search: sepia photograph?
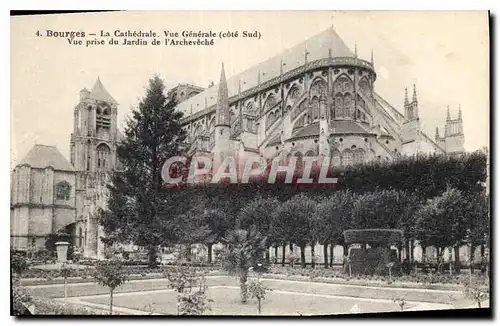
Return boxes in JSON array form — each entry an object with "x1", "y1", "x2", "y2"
[{"x1": 10, "y1": 10, "x2": 490, "y2": 317}]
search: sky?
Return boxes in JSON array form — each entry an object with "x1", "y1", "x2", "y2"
[{"x1": 10, "y1": 11, "x2": 490, "y2": 167}]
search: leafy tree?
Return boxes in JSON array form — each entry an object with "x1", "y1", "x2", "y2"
[
  {"x1": 170, "y1": 198, "x2": 213, "y2": 262},
  {"x1": 221, "y1": 226, "x2": 267, "y2": 303},
  {"x1": 414, "y1": 188, "x2": 470, "y2": 272},
  {"x1": 273, "y1": 194, "x2": 316, "y2": 268},
  {"x1": 270, "y1": 201, "x2": 289, "y2": 266},
  {"x1": 313, "y1": 190, "x2": 355, "y2": 268},
  {"x1": 92, "y1": 258, "x2": 129, "y2": 315},
  {"x1": 100, "y1": 75, "x2": 186, "y2": 267},
  {"x1": 11, "y1": 249, "x2": 28, "y2": 276},
  {"x1": 466, "y1": 192, "x2": 490, "y2": 270},
  {"x1": 200, "y1": 200, "x2": 231, "y2": 263},
  {"x1": 178, "y1": 276, "x2": 212, "y2": 315},
  {"x1": 237, "y1": 196, "x2": 279, "y2": 263},
  {"x1": 463, "y1": 281, "x2": 489, "y2": 308},
  {"x1": 248, "y1": 279, "x2": 272, "y2": 314}
]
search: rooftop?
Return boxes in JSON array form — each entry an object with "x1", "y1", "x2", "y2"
[
  {"x1": 176, "y1": 26, "x2": 357, "y2": 117},
  {"x1": 18, "y1": 144, "x2": 75, "y2": 171}
]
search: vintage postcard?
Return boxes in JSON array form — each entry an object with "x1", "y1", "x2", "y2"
[{"x1": 11, "y1": 11, "x2": 490, "y2": 317}]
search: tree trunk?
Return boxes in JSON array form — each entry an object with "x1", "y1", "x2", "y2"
[
  {"x1": 64, "y1": 277, "x2": 67, "y2": 305},
  {"x1": 454, "y1": 245, "x2": 461, "y2": 274},
  {"x1": 300, "y1": 245, "x2": 306, "y2": 268},
  {"x1": 258, "y1": 299, "x2": 262, "y2": 314},
  {"x1": 470, "y1": 245, "x2": 476, "y2": 274},
  {"x1": 281, "y1": 245, "x2": 286, "y2": 267},
  {"x1": 409, "y1": 240, "x2": 414, "y2": 268},
  {"x1": 311, "y1": 243, "x2": 316, "y2": 269},
  {"x1": 323, "y1": 244, "x2": 328, "y2": 269},
  {"x1": 207, "y1": 243, "x2": 213, "y2": 263},
  {"x1": 240, "y1": 272, "x2": 248, "y2": 303},
  {"x1": 274, "y1": 246, "x2": 278, "y2": 264},
  {"x1": 109, "y1": 288, "x2": 114, "y2": 315},
  {"x1": 265, "y1": 248, "x2": 270, "y2": 264},
  {"x1": 330, "y1": 243, "x2": 334, "y2": 267},
  {"x1": 343, "y1": 243, "x2": 349, "y2": 258},
  {"x1": 289, "y1": 243, "x2": 293, "y2": 252},
  {"x1": 480, "y1": 244, "x2": 485, "y2": 258},
  {"x1": 148, "y1": 246, "x2": 157, "y2": 268}
]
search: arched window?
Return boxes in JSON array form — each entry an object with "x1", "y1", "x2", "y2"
[
  {"x1": 359, "y1": 78, "x2": 370, "y2": 93},
  {"x1": 305, "y1": 150, "x2": 315, "y2": 157},
  {"x1": 263, "y1": 94, "x2": 277, "y2": 113},
  {"x1": 310, "y1": 79, "x2": 327, "y2": 97},
  {"x1": 342, "y1": 149, "x2": 353, "y2": 166},
  {"x1": 353, "y1": 149, "x2": 366, "y2": 165},
  {"x1": 335, "y1": 93, "x2": 343, "y2": 118},
  {"x1": 294, "y1": 151, "x2": 304, "y2": 171},
  {"x1": 96, "y1": 143, "x2": 111, "y2": 171},
  {"x1": 311, "y1": 96, "x2": 319, "y2": 121},
  {"x1": 331, "y1": 150, "x2": 341, "y2": 167},
  {"x1": 55, "y1": 181, "x2": 71, "y2": 200},
  {"x1": 287, "y1": 86, "x2": 301, "y2": 104},
  {"x1": 344, "y1": 93, "x2": 352, "y2": 119}
]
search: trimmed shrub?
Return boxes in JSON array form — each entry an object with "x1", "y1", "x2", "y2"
[{"x1": 344, "y1": 229, "x2": 403, "y2": 246}]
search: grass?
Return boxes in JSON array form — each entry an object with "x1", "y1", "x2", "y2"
[
  {"x1": 82, "y1": 286, "x2": 413, "y2": 316},
  {"x1": 27, "y1": 275, "x2": 469, "y2": 315},
  {"x1": 26, "y1": 275, "x2": 465, "y2": 304}
]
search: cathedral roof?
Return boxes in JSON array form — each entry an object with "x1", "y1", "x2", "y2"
[
  {"x1": 18, "y1": 144, "x2": 75, "y2": 171},
  {"x1": 89, "y1": 78, "x2": 118, "y2": 105},
  {"x1": 176, "y1": 27, "x2": 354, "y2": 117}
]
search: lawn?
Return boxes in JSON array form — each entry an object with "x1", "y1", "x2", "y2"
[
  {"x1": 82, "y1": 286, "x2": 415, "y2": 316},
  {"x1": 27, "y1": 275, "x2": 467, "y2": 315}
]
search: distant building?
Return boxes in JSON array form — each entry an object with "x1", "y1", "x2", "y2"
[
  {"x1": 176, "y1": 27, "x2": 464, "y2": 169},
  {"x1": 11, "y1": 78, "x2": 121, "y2": 259}
]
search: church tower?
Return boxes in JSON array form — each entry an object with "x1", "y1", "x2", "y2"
[
  {"x1": 401, "y1": 85, "x2": 422, "y2": 155},
  {"x1": 444, "y1": 105, "x2": 465, "y2": 155},
  {"x1": 70, "y1": 77, "x2": 119, "y2": 258},
  {"x1": 213, "y1": 63, "x2": 232, "y2": 170}
]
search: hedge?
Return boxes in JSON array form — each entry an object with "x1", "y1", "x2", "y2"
[
  {"x1": 166, "y1": 151, "x2": 487, "y2": 217},
  {"x1": 343, "y1": 229, "x2": 404, "y2": 246}
]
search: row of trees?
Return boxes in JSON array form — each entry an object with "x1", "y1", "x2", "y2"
[{"x1": 100, "y1": 75, "x2": 489, "y2": 270}]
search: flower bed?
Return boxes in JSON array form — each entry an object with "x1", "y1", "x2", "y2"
[
  {"x1": 265, "y1": 266, "x2": 489, "y2": 290},
  {"x1": 22, "y1": 264, "x2": 220, "y2": 280},
  {"x1": 13, "y1": 282, "x2": 110, "y2": 315}
]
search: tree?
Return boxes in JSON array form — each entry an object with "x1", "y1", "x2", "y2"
[
  {"x1": 221, "y1": 226, "x2": 267, "y2": 303},
  {"x1": 11, "y1": 249, "x2": 28, "y2": 276},
  {"x1": 201, "y1": 202, "x2": 231, "y2": 263},
  {"x1": 237, "y1": 196, "x2": 279, "y2": 264},
  {"x1": 463, "y1": 281, "x2": 489, "y2": 308},
  {"x1": 170, "y1": 197, "x2": 213, "y2": 262},
  {"x1": 465, "y1": 192, "x2": 489, "y2": 272},
  {"x1": 100, "y1": 75, "x2": 187, "y2": 267},
  {"x1": 414, "y1": 188, "x2": 470, "y2": 272},
  {"x1": 273, "y1": 194, "x2": 316, "y2": 268},
  {"x1": 351, "y1": 189, "x2": 417, "y2": 259},
  {"x1": 92, "y1": 257, "x2": 129, "y2": 314},
  {"x1": 248, "y1": 278, "x2": 272, "y2": 314},
  {"x1": 313, "y1": 190, "x2": 355, "y2": 268}
]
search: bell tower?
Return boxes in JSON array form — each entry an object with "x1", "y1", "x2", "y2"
[{"x1": 70, "y1": 77, "x2": 118, "y2": 259}]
